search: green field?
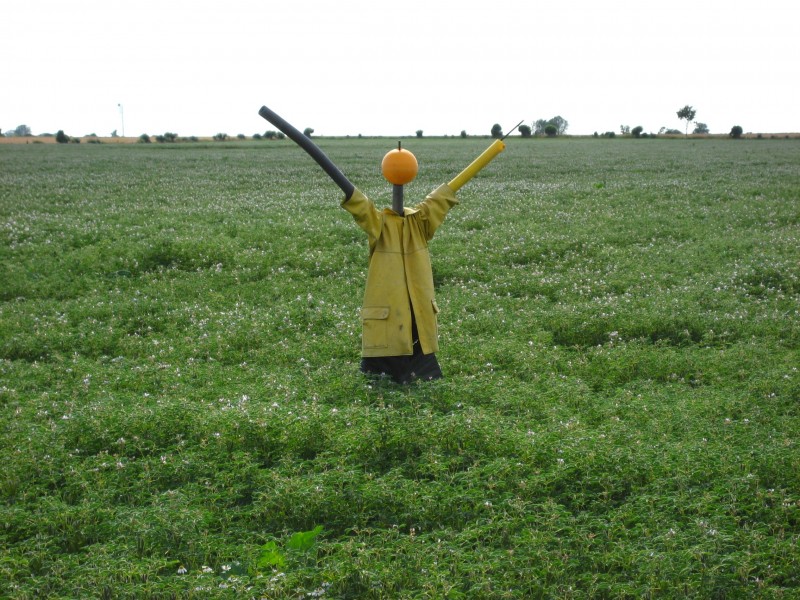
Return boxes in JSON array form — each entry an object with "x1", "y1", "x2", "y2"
[{"x1": 1, "y1": 137, "x2": 799, "y2": 598}]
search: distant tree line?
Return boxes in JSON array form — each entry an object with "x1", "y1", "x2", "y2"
[
  {"x1": 2, "y1": 115, "x2": 757, "y2": 143},
  {"x1": 506, "y1": 117, "x2": 570, "y2": 138},
  {"x1": 615, "y1": 106, "x2": 745, "y2": 139}
]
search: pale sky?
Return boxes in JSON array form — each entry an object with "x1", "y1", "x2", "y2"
[{"x1": 3, "y1": 0, "x2": 798, "y2": 138}]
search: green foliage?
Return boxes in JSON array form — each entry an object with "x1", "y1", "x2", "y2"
[
  {"x1": 490, "y1": 123, "x2": 503, "y2": 138},
  {"x1": 549, "y1": 115, "x2": 568, "y2": 135},
  {"x1": 415, "y1": 129, "x2": 423, "y2": 138},
  {"x1": 693, "y1": 122, "x2": 709, "y2": 134},
  {"x1": 213, "y1": 132, "x2": 228, "y2": 141},
  {"x1": 257, "y1": 542, "x2": 286, "y2": 569},
  {"x1": 138, "y1": 133, "x2": 151, "y2": 143},
  {"x1": 632, "y1": 125, "x2": 643, "y2": 138},
  {"x1": 518, "y1": 124, "x2": 532, "y2": 137},
  {"x1": 535, "y1": 116, "x2": 569, "y2": 136},
  {"x1": 1, "y1": 138, "x2": 799, "y2": 598},
  {"x1": 164, "y1": 132, "x2": 178, "y2": 142},
  {"x1": 287, "y1": 525, "x2": 324, "y2": 552},
  {"x1": 544, "y1": 123, "x2": 557, "y2": 137},
  {"x1": 677, "y1": 104, "x2": 697, "y2": 136},
  {"x1": 303, "y1": 128, "x2": 314, "y2": 137},
  {"x1": 731, "y1": 125, "x2": 744, "y2": 139},
  {"x1": 55, "y1": 129, "x2": 69, "y2": 143}
]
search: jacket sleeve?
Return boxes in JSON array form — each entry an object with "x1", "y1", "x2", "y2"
[
  {"x1": 341, "y1": 188, "x2": 383, "y2": 243},
  {"x1": 415, "y1": 183, "x2": 459, "y2": 241}
]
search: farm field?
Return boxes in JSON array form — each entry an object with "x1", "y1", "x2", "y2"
[{"x1": 1, "y1": 137, "x2": 799, "y2": 598}]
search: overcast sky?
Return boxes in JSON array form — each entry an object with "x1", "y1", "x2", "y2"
[{"x1": 3, "y1": 0, "x2": 797, "y2": 138}]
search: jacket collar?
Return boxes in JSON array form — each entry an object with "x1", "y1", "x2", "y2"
[{"x1": 384, "y1": 207, "x2": 420, "y2": 217}]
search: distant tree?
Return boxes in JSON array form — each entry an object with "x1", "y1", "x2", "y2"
[
  {"x1": 676, "y1": 105, "x2": 697, "y2": 137},
  {"x1": 303, "y1": 127, "x2": 314, "y2": 137},
  {"x1": 518, "y1": 124, "x2": 532, "y2": 138},
  {"x1": 632, "y1": 125, "x2": 643, "y2": 138},
  {"x1": 533, "y1": 119, "x2": 549, "y2": 136},
  {"x1": 416, "y1": 130, "x2": 423, "y2": 138},
  {"x1": 620, "y1": 125, "x2": 630, "y2": 136},
  {"x1": 237, "y1": 134, "x2": 246, "y2": 140},
  {"x1": 213, "y1": 133, "x2": 228, "y2": 141},
  {"x1": 276, "y1": 132, "x2": 285, "y2": 140},
  {"x1": 534, "y1": 117, "x2": 568, "y2": 136},
  {"x1": 14, "y1": 124, "x2": 32, "y2": 136},
  {"x1": 544, "y1": 124, "x2": 557, "y2": 137},
  {"x1": 111, "y1": 129, "x2": 118, "y2": 138},
  {"x1": 264, "y1": 130, "x2": 276, "y2": 139},
  {"x1": 491, "y1": 123, "x2": 503, "y2": 138},
  {"x1": 55, "y1": 130, "x2": 69, "y2": 144},
  {"x1": 730, "y1": 125, "x2": 744, "y2": 139},
  {"x1": 460, "y1": 130, "x2": 467, "y2": 138},
  {"x1": 253, "y1": 133, "x2": 262, "y2": 140},
  {"x1": 693, "y1": 122, "x2": 709, "y2": 134},
  {"x1": 550, "y1": 116, "x2": 568, "y2": 135}
]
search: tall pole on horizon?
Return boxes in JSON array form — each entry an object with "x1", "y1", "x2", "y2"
[{"x1": 118, "y1": 104, "x2": 125, "y2": 137}]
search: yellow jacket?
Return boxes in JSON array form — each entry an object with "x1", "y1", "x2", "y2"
[{"x1": 342, "y1": 184, "x2": 458, "y2": 357}]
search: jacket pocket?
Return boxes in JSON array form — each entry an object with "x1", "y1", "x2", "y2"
[
  {"x1": 361, "y1": 306, "x2": 390, "y2": 349},
  {"x1": 431, "y1": 300, "x2": 440, "y2": 336}
]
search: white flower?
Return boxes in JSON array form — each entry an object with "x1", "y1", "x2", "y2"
[{"x1": 177, "y1": 566, "x2": 187, "y2": 574}]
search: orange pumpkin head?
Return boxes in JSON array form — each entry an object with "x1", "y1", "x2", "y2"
[{"x1": 381, "y1": 147, "x2": 418, "y2": 186}]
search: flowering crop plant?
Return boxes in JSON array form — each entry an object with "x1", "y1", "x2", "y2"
[{"x1": 1, "y1": 136, "x2": 799, "y2": 598}]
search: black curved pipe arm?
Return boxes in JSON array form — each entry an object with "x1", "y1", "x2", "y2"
[{"x1": 258, "y1": 105, "x2": 355, "y2": 200}]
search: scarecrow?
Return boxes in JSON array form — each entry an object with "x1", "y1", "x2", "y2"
[{"x1": 259, "y1": 105, "x2": 509, "y2": 383}]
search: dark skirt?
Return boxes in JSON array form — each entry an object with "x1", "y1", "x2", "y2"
[
  {"x1": 360, "y1": 318, "x2": 442, "y2": 384},
  {"x1": 361, "y1": 350, "x2": 442, "y2": 384}
]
